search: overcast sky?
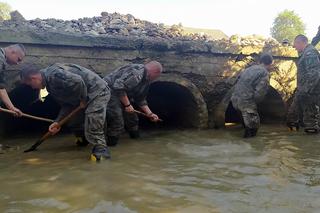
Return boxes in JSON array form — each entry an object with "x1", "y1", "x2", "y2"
[{"x1": 6, "y1": 0, "x2": 319, "y2": 39}]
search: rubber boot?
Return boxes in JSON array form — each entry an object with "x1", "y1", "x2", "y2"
[
  {"x1": 129, "y1": 130, "x2": 140, "y2": 139},
  {"x1": 243, "y1": 128, "x2": 257, "y2": 138},
  {"x1": 75, "y1": 136, "x2": 89, "y2": 147},
  {"x1": 107, "y1": 136, "x2": 119, "y2": 147},
  {"x1": 90, "y1": 145, "x2": 111, "y2": 162},
  {"x1": 287, "y1": 122, "x2": 299, "y2": 131},
  {"x1": 304, "y1": 127, "x2": 319, "y2": 134},
  {"x1": 243, "y1": 128, "x2": 251, "y2": 138},
  {"x1": 250, "y1": 128, "x2": 258, "y2": 137}
]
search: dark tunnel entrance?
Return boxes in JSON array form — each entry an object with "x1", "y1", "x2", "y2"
[
  {"x1": 142, "y1": 82, "x2": 198, "y2": 129},
  {"x1": 140, "y1": 79, "x2": 208, "y2": 129},
  {"x1": 224, "y1": 86, "x2": 286, "y2": 125},
  {"x1": 0, "y1": 84, "x2": 60, "y2": 136},
  {"x1": 0, "y1": 77, "x2": 209, "y2": 136}
]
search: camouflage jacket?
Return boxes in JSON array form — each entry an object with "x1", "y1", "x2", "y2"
[
  {"x1": 0, "y1": 48, "x2": 7, "y2": 89},
  {"x1": 296, "y1": 44, "x2": 320, "y2": 95},
  {"x1": 41, "y1": 63, "x2": 109, "y2": 121},
  {"x1": 104, "y1": 64, "x2": 150, "y2": 106},
  {"x1": 231, "y1": 64, "x2": 270, "y2": 107},
  {"x1": 311, "y1": 29, "x2": 320, "y2": 46}
]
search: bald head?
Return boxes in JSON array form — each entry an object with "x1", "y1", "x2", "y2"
[
  {"x1": 145, "y1": 61, "x2": 163, "y2": 81},
  {"x1": 294, "y1": 34, "x2": 308, "y2": 53},
  {"x1": 4, "y1": 44, "x2": 26, "y2": 65}
]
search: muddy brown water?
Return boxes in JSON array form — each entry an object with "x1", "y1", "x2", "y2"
[{"x1": 0, "y1": 125, "x2": 320, "y2": 213}]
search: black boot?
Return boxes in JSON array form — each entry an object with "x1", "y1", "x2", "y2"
[
  {"x1": 243, "y1": 128, "x2": 257, "y2": 138},
  {"x1": 304, "y1": 127, "x2": 319, "y2": 134},
  {"x1": 129, "y1": 130, "x2": 140, "y2": 139},
  {"x1": 90, "y1": 145, "x2": 111, "y2": 161},
  {"x1": 287, "y1": 122, "x2": 299, "y2": 131},
  {"x1": 243, "y1": 128, "x2": 251, "y2": 138},
  {"x1": 75, "y1": 136, "x2": 89, "y2": 147},
  {"x1": 107, "y1": 136, "x2": 119, "y2": 147},
  {"x1": 250, "y1": 128, "x2": 258, "y2": 137}
]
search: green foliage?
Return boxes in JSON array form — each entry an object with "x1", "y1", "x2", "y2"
[
  {"x1": 0, "y1": 2, "x2": 11, "y2": 21},
  {"x1": 270, "y1": 10, "x2": 306, "y2": 43}
]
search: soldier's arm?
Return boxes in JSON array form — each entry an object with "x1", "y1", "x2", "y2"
[
  {"x1": 253, "y1": 72, "x2": 269, "y2": 103},
  {"x1": 50, "y1": 70, "x2": 87, "y2": 121},
  {"x1": 299, "y1": 51, "x2": 320, "y2": 94},
  {"x1": 113, "y1": 71, "x2": 140, "y2": 105},
  {"x1": 311, "y1": 26, "x2": 320, "y2": 46},
  {"x1": 0, "y1": 70, "x2": 22, "y2": 116}
]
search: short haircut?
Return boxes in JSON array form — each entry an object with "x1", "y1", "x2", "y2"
[
  {"x1": 259, "y1": 53, "x2": 273, "y2": 65},
  {"x1": 295, "y1": 34, "x2": 308, "y2": 43},
  {"x1": 20, "y1": 63, "x2": 41, "y2": 81},
  {"x1": 8, "y1": 44, "x2": 26, "y2": 54}
]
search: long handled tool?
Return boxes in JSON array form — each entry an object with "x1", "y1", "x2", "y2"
[
  {"x1": 134, "y1": 109, "x2": 163, "y2": 122},
  {"x1": 0, "y1": 107, "x2": 54, "y2": 123},
  {"x1": 24, "y1": 105, "x2": 83, "y2": 153}
]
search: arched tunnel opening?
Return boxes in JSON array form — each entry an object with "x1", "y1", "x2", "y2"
[
  {"x1": 140, "y1": 81, "x2": 207, "y2": 129},
  {"x1": 0, "y1": 84, "x2": 60, "y2": 136},
  {"x1": 0, "y1": 79, "x2": 208, "y2": 137},
  {"x1": 224, "y1": 87, "x2": 286, "y2": 125}
]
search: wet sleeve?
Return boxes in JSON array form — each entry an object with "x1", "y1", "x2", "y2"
[
  {"x1": 113, "y1": 71, "x2": 140, "y2": 97},
  {"x1": 311, "y1": 29, "x2": 320, "y2": 46},
  {"x1": 253, "y1": 72, "x2": 269, "y2": 103},
  {"x1": 136, "y1": 98, "x2": 148, "y2": 107}
]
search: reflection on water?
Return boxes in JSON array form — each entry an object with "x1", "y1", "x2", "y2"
[{"x1": 1, "y1": 125, "x2": 320, "y2": 213}]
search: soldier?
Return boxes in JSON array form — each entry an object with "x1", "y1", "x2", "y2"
[
  {"x1": 104, "y1": 61, "x2": 162, "y2": 146},
  {"x1": 20, "y1": 63, "x2": 111, "y2": 161},
  {"x1": 311, "y1": 25, "x2": 320, "y2": 46},
  {"x1": 0, "y1": 44, "x2": 26, "y2": 116},
  {"x1": 231, "y1": 53, "x2": 274, "y2": 138},
  {"x1": 287, "y1": 35, "x2": 320, "y2": 133}
]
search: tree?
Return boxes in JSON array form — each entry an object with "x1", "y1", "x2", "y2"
[
  {"x1": 0, "y1": 2, "x2": 11, "y2": 21},
  {"x1": 270, "y1": 10, "x2": 306, "y2": 43}
]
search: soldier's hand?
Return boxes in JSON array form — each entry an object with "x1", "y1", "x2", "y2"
[
  {"x1": 125, "y1": 104, "x2": 135, "y2": 113},
  {"x1": 10, "y1": 106, "x2": 23, "y2": 117},
  {"x1": 149, "y1": 113, "x2": 159, "y2": 122},
  {"x1": 49, "y1": 122, "x2": 61, "y2": 135}
]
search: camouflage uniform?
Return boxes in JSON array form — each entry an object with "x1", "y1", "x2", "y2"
[
  {"x1": 0, "y1": 48, "x2": 7, "y2": 90},
  {"x1": 311, "y1": 26, "x2": 320, "y2": 46},
  {"x1": 41, "y1": 63, "x2": 110, "y2": 146},
  {"x1": 287, "y1": 44, "x2": 320, "y2": 130},
  {"x1": 104, "y1": 64, "x2": 150, "y2": 137},
  {"x1": 231, "y1": 64, "x2": 270, "y2": 129}
]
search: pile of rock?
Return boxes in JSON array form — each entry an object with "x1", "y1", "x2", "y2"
[
  {"x1": 1, "y1": 10, "x2": 295, "y2": 56},
  {"x1": 2, "y1": 10, "x2": 209, "y2": 41}
]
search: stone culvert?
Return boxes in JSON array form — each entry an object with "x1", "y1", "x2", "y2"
[{"x1": 0, "y1": 12, "x2": 299, "y2": 135}]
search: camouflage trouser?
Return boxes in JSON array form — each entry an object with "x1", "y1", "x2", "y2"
[
  {"x1": 301, "y1": 93, "x2": 320, "y2": 130},
  {"x1": 287, "y1": 95, "x2": 299, "y2": 125},
  {"x1": 232, "y1": 100, "x2": 260, "y2": 129},
  {"x1": 106, "y1": 94, "x2": 139, "y2": 137},
  {"x1": 68, "y1": 90, "x2": 110, "y2": 146}
]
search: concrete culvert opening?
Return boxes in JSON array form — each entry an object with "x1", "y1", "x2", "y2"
[
  {"x1": 0, "y1": 75, "x2": 209, "y2": 136},
  {"x1": 0, "y1": 85, "x2": 60, "y2": 136},
  {"x1": 224, "y1": 86, "x2": 286, "y2": 126},
  {"x1": 140, "y1": 76, "x2": 208, "y2": 129}
]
